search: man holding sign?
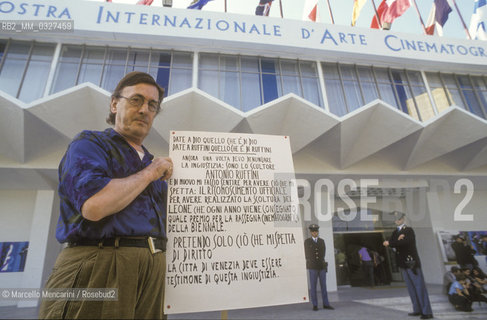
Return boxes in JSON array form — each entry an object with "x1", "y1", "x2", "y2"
[
  {"x1": 165, "y1": 131, "x2": 308, "y2": 313},
  {"x1": 39, "y1": 72, "x2": 173, "y2": 319}
]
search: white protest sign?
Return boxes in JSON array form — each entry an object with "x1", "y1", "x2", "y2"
[{"x1": 164, "y1": 131, "x2": 308, "y2": 314}]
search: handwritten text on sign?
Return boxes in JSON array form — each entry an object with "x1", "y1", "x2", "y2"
[{"x1": 164, "y1": 131, "x2": 308, "y2": 314}]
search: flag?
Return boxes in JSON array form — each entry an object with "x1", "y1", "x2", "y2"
[
  {"x1": 303, "y1": 0, "x2": 318, "y2": 21},
  {"x1": 136, "y1": 0, "x2": 153, "y2": 5},
  {"x1": 188, "y1": 0, "x2": 212, "y2": 10},
  {"x1": 469, "y1": 0, "x2": 487, "y2": 40},
  {"x1": 371, "y1": 0, "x2": 411, "y2": 29},
  {"x1": 255, "y1": 0, "x2": 273, "y2": 16},
  {"x1": 382, "y1": 0, "x2": 410, "y2": 24},
  {"x1": 371, "y1": 0, "x2": 387, "y2": 28},
  {"x1": 352, "y1": 0, "x2": 367, "y2": 26},
  {"x1": 425, "y1": 0, "x2": 452, "y2": 36}
]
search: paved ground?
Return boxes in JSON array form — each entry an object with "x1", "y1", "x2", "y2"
[{"x1": 1, "y1": 284, "x2": 486, "y2": 319}]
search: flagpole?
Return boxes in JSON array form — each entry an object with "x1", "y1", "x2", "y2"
[
  {"x1": 451, "y1": 0, "x2": 472, "y2": 39},
  {"x1": 325, "y1": 0, "x2": 335, "y2": 24},
  {"x1": 371, "y1": 0, "x2": 383, "y2": 29},
  {"x1": 224, "y1": 0, "x2": 227, "y2": 13},
  {"x1": 411, "y1": 0, "x2": 427, "y2": 34},
  {"x1": 279, "y1": 0, "x2": 284, "y2": 18}
]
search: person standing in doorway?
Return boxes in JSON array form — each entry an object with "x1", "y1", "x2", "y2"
[
  {"x1": 358, "y1": 244, "x2": 375, "y2": 287},
  {"x1": 383, "y1": 212, "x2": 433, "y2": 319},
  {"x1": 304, "y1": 224, "x2": 334, "y2": 311}
]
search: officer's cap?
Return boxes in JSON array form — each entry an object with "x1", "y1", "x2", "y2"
[{"x1": 308, "y1": 224, "x2": 319, "y2": 231}]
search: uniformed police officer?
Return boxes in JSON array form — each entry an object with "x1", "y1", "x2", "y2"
[
  {"x1": 383, "y1": 212, "x2": 433, "y2": 319},
  {"x1": 304, "y1": 224, "x2": 334, "y2": 311}
]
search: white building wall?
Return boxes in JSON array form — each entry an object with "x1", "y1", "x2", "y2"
[
  {"x1": 407, "y1": 189, "x2": 444, "y2": 286},
  {"x1": 0, "y1": 189, "x2": 60, "y2": 307},
  {"x1": 429, "y1": 187, "x2": 487, "y2": 230},
  {"x1": 18, "y1": 190, "x2": 57, "y2": 308},
  {"x1": 0, "y1": 190, "x2": 36, "y2": 307}
]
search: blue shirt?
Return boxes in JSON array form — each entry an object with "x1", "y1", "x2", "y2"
[
  {"x1": 448, "y1": 280, "x2": 464, "y2": 295},
  {"x1": 56, "y1": 128, "x2": 167, "y2": 243}
]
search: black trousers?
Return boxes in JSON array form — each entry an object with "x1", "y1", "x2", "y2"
[{"x1": 448, "y1": 293, "x2": 472, "y2": 311}]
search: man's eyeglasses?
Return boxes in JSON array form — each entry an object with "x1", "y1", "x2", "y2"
[{"x1": 118, "y1": 94, "x2": 160, "y2": 113}]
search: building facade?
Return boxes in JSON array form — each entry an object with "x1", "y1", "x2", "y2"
[{"x1": 1, "y1": 0, "x2": 487, "y2": 308}]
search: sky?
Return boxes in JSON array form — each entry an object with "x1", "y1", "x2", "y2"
[{"x1": 88, "y1": 0, "x2": 478, "y2": 40}]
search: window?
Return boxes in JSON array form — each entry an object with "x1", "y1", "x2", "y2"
[
  {"x1": 51, "y1": 45, "x2": 82, "y2": 93},
  {"x1": 374, "y1": 68, "x2": 398, "y2": 108},
  {"x1": 2, "y1": 39, "x2": 485, "y2": 121},
  {"x1": 240, "y1": 56, "x2": 261, "y2": 110},
  {"x1": 0, "y1": 40, "x2": 55, "y2": 103},
  {"x1": 391, "y1": 69, "x2": 436, "y2": 121},
  {"x1": 406, "y1": 70, "x2": 434, "y2": 121},
  {"x1": 357, "y1": 66, "x2": 380, "y2": 106},
  {"x1": 164, "y1": 52, "x2": 193, "y2": 96},
  {"x1": 425, "y1": 72, "x2": 487, "y2": 120},
  {"x1": 471, "y1": 76, "x2": 487, "y2": 118},
  {"x1": 198, "y1": 53, "x2": 322, "y2": 112},
  {"x1": 260, "y1": 59, "x2": 279, "y2": 104},
  {"x1": 52, "y1": 45, "x2": 192, "y2": 97},
  {"x1": 457, "y1": 75, "x2": 486, "y2": 119},
  {"x1": 423, "y1": 72, "x2": 451, "y2": 114},
  {"x1": 322, "y1": 63, "x2": 435, "y2": 121},
  {"x1": 300, "y1": 61, "x2": 322, "y2": 107},
  {"x1": 322, "y1": 63, "x2": 347, "y2": 116}
]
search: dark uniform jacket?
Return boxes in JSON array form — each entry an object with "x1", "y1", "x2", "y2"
[
  {"x1": 451, "y1": 242, "x2": 477, "y2": 266},
  {"x1": 304, "y1": 237, "x2": 326, "y2": 270},
  {"x1": 388, "y1": 225, "x2": 421, "y2": 269}
]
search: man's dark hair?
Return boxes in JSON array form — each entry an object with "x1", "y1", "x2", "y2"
[{"x1": 106, "y1": 71, "x2": 165, "y2": 125}]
